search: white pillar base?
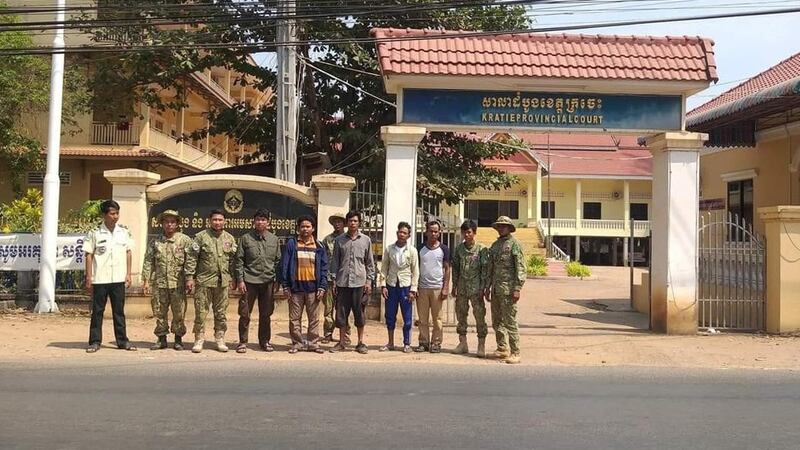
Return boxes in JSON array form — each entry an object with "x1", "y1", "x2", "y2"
[
  {"x1": 647, "y1": 132, "x2": 706, "y2": 334},
  {"x1": 312, "y1": 174, "x2": 356, "y2": 239},
  {"x1": 380, "y1": 126, "x2": 426, "y2": 253}
]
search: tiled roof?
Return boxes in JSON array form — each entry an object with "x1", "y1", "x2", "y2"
[
  {"x1": 484, "y1": 151, "x2": 539, "y2": 173},
  {"x1": 489, "y1": 133, "x2": 652, "y2": 177},
  {"x1": 687, "y1": 51, "x2": 800, "y2": 126},
  {"x1": 372, "y1": 28, "x2": 718, "y2": 82},
  {"x1": 54, "y1": 147, "x2": 167, "y2": 158}
]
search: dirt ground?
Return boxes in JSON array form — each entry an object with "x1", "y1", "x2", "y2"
[{"x1": 1, "y1": 266, "x2": 799, "y2": 370}]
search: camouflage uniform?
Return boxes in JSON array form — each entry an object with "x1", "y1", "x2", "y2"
[
  {"x1": 486, "y1": 234, "x2": 526, "y2": 355},
  {"x1": 185, "y1": 229, "x2": 237, "y2": 338},
  {"x1": 321, "y1": 231, "x2": 341, "y2": 338},
  {"x1": 142, "y1": 231, "x2": 193, "y2": 338},
  {"x1": 452, "y1": 242, "x2": 489, "y2": 338}
]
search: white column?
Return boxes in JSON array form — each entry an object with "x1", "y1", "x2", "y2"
[
  {"x1": 311, "y1": 174, "x2": 356, "y2": 239},
  {"x1": 178, "y1": 106, "x2": 186, "y2": 159},
  {"x1": 458, "y1": 200, "x2": 465, "y2": 225},
  {"x1": 647, "y1": 132, "x2": 706, "y2": 334},
  {"x1": 575, "y1": 236, "x2": 581, "y2": 261},
  {"x1": 139, "y1": 103, "x2": 150, "y2": 148},
  {"x1": 623, "y1": 237, "x2": 629, "y2": 267},
  {"x1": 104, "y1": 169, "x2": 162, "y2": 289},
  {"x1": 34, "y1": 0, "x2": 67, "y2": 314},
  {"x1": 526, "y1": 176, "x2": 534, "y2": 224},
  {"x1": 535, "y1": 169, "x2": 543, "y2": 223},
  {"x1": 380, "y1": 126, "x2": 426, "y2": 253},
  {"x1": 575, "y1": 180, "x2": 582, "y2": 229},
  {"x1": 623, "y1": 180, "x2": 630, "y2": 230}
]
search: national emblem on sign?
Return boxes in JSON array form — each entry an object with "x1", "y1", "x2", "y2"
[{"x1": 224, "y1": 189, "x2": 244, "y2": 214}]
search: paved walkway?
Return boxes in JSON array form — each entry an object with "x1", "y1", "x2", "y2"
[{"x1": 1, "y1": 266, "x2": 799, "y2": 370}]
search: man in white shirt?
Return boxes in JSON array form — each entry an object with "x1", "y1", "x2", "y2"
[
  {"x1": 380, "y1": 221, "x2": 419, "y2": 353},
  {"x1": 84, "y1": 200, "x2": 136, "y2": 353}
]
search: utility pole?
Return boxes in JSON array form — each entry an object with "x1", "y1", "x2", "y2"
[
  {"x1": 275, "y1": 0, "x2": 297, "y2": 182},
  {"x1": 35, "y1": 0, "x2": 66, "y2": 313}
]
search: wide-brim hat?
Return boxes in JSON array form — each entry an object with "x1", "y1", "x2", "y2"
[
  {"x1": 328, "y1": 212, "x2": 346, "y2": 225},
  {"x1": 157, "y1": 209, "x2": 181, "y2": 222},
  {"x1": 492, "y1": 216, "x2": 516, "y2": 233}
]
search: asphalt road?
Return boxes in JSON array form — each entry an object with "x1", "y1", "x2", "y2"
[{"x1": 1, "y1": 360, "x2": 799, "y2": 450}]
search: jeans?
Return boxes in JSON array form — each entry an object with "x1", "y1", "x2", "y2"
[
  {"x1": 385, "y1": 286, "x2": 412, "y2": 346},
  {"x1": 88, "y1": 282, "x2": 129, "y2": 347}
]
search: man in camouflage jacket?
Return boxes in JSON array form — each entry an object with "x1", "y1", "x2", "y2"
[
  {"x1": 485, "y1": 216, "x2": 526, "y2": 364},
  {"x1": 142, "y1": 210, "x2": 194, "y2": 351},
  {"x1": 451, "y1": 219, "x2": 489, "y2": 358}
]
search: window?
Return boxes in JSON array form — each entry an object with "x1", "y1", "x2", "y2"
[
  {"x1": 541, "y1": 201, "x2": 556, "y2": 219},
  {"x1": 727, "y1": 179, "x2": 754, "y2": 235},
  {"x1": 583, "y1": 202, "x2": 602, "y2": 220},
  {"x1": 465, "y1": 200, "x2": 518, "y2": 227},
  {"x1": 499, "y1": 200, "x2": 519, "y2": 220},
  {"x1": 27, "y1": 172, "x2": 71, "y2": 186},
  {"x1": 630, "y1": 203, "x2": 648, "y2": 221}
]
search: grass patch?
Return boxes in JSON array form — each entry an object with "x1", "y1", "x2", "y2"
[
  {"x1": 566, "y1": 261, "x2": 592, "y2": 278},
  {"x1": 527, "y1": 254, "x2": 548, "y2": 276}
]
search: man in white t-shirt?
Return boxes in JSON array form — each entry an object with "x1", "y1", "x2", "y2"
[{"x1": 415, "y1": 220, "x2": 451, "y2": 353}]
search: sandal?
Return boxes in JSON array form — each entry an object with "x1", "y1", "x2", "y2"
[
  {"x1": 120, "y1": 343, "x2": 137, "y2": 352},
  {"x1": 86, "y1": 343, "x2": 100, "y2": 353},
  {"x1": 236, "y1": 343, "x2": 247, "y2": 354},
  {"x1": 329, "y1": 343, "x2": 346, "y2": 353},
  {"x1": 288, "y1": 347, "x2": 300, "y2": 354},
  {"x1": 356, "y1": 343, "x2": 368, "y2": 354},
  {"x1": 260, "y1": 343, "x2": 274, "y2": 352},
  {"x1": 310, "y1": 347, "x2": 325, "y2": 354},
  {"x1": 379, "y1": 344, "x2": 395, "y2": 352}
]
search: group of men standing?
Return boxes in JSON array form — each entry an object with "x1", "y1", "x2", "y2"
[{"x1": 83, "y1": 199, "x2": 526, "y2": 364}]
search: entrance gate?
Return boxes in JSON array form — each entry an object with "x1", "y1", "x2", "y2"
[{"x1": 698, "y1": 212, "x2": 766, "y2": 331}]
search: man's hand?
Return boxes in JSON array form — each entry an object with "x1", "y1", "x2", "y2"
[
  {"x1": 381, "y1": 287, "x2": 389, "y2": 300},
  {"x1": 85, "y1": 278, "x2": 93, "y2": 293},
  {"x1": 125, "y1": 274, "x2": 132, "y2": 289},
  {"x1": 186, "y1": 279, "x2": 195, "y2": 294},
  {"x1": 283, "y1": 287, "x2": 292, "y2": 298},
  {"x1": 364, "y1": 283, "x2": 372, "y2": 296},
  {"x1": 512, "y1": 290, "x2": 521, "y2": 303},
  {"x1": 332, "y1": 284, "x2": 337, "y2": 297},
  {"x1": 451, "y1": 286, "x2": 458, "y2": 298},
  {"x1": 273, "y1": 283, "x2": 280, "y2": 295},
  {"x1": 439, "y1": 287, "x2": 449, "y2": 301},
  {"x1": 484, "y1": 289, "x2": 491, "y2": 303},
  {"x1": 409, "y1": 291, "x2": 417, "y2": 302},
  {"x1": 316, "y1": 289, "x2": 325, "y2": 301},
  {"x1": 238, "y1": 281, "x2": 247, "y2": 294},
  {"x1": 229, "y1": 281, "x2": 236, "y2": 291},
  {"x1": 142, "y1": 281, "x2": 151, "y2": 296}
]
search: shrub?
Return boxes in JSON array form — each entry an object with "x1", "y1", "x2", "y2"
[
  {"x1": 0, "y1": 188, "x2": 43, "y2": 232},
  {"x1": 527, "y1": 254, "x2": 548, "y2": 276},
  {"x1": 59, "y1": 200, "x2": 103, "y2": 233},
  {"x1": 566, "y1": 261, "x2": 592, "y2": 278}
]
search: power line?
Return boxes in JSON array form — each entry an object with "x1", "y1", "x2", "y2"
[{"x1": 300, "y1": 57, "x2": 396, "y2": 107}]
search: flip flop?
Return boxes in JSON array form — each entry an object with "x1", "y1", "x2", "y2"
[
  {"x1": 236, "y1": 343, "x2": 247, "y2": 354},
  {"x1": 86, "y1": 344, "x2": 100, "y2": 353}
]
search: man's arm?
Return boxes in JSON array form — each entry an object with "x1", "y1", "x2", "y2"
[
  {"x1": 318, "y1": 243, "x2": 328, "y2": 294},
  {"x1": 512, "y1": 241, "x2": 526, "y2": 301},
  {"x1": 84, "y1": 253, "x2": 93, "y2": 291},
  {"x1": 484, "y1": 245, "x2": 494, "y2": 301},
  {"x1": 234, "y1": 235, "x2": 245, "y2": 284},
  {"x1": 451, "y1": 246, "x2": 461, "y2": 296},
  {"x1": 410, "y1": 247, "x2": 419, "y2": 295},
  {"x1": 184, "y1": 235, "x2": 199, "y2": 293},
  {"x1": 440, "y1": 245, "x2": 451, "y2": 298},
  {"x1": 280, "y1": 239, "x2": 292, "y2": 291},
  {"x1": 141, "y1": 241, "x2": 154, "y2": 293},
  {"x1": 380, "y1": 247, "x2": 390, "y2": 280},
  {"x1": 126, "y1": 249, "x2": 132, "y2": 288}
]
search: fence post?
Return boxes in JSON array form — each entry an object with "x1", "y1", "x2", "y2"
[{"x1": 758, "y1": 206, "x2": 800, "y2": 333}]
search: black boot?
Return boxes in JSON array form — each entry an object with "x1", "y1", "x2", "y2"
[
  {"x1": 173, "y1": 336, "x2": 184, "y2": 351},
  {"x1": 151, "y1": 336, "x2": 168, "y2": 350}
]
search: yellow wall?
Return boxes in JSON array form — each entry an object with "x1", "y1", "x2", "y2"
[{"x1": 700, "y1": 135, "x2": 797, "y2": 235}]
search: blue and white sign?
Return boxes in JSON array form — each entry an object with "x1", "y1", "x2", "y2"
[
  {"x1": 401, "y1": 88, "x2": 683, "y2": 132},
  {"x1": 0, "y1": 234, "x2": 85, "y2": 271}
]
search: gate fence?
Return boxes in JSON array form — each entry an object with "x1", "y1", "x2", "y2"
[{"x1": 698, "y1": 211, "x2": 765, "y2": 331}]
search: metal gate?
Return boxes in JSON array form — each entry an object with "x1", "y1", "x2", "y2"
[{"x1": 698, "y1": 212, "x2": 766, "y2": 331}]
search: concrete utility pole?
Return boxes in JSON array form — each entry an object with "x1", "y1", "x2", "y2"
[
  {"x1": 35, "y1": 0, "x2": 67, "y2": 313},
  {"x1": 275, "y1": 0, "x2": 298, "y2": 182}
]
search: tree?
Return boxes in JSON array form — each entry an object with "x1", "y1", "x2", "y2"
[
  {"x1": 84, "y1": 1, "x2": 531, "y2": 203},
  {"x1": 0, "y1": 2, "x2": 90, "y2": 196}
]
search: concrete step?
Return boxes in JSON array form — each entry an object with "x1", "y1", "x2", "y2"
[
  {"x1": 546, "y1": 259, "x2": 568, "y2": 277},
  {"x1": 476, "y1": 227, "x2": 544, "y2": 258}
]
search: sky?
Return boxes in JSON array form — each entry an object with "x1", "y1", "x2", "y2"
[{"x1": 528, "y1": 0, "x2": 800, "y2": 110}]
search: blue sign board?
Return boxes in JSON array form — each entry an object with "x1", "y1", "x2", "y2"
[{"x1": 401, "y1": 88, "x2": 682, "y2": 132}]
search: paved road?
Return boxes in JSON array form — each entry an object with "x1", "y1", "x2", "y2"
[{"x1": 1, "y1": 360, "x2": 798, "y2": 449}]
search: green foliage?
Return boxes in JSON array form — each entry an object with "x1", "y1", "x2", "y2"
[
  {"x1": 0, "y1": 188, "x2": 43, "y2": 232},
  {"x1": 82, "y1": 1, "x2": 531, "y2": 202},
  {"x1": 527, "y1": 254, "x2": 548, "y2": 277},
  {"x1": 0, "y1": 2, "x2": 91, "y2": 195},
  {"x1": 59, "y1": 200, "x2": 103, "y2": 233},
  {"x1": 566, "y1": 261, "x2": 592, "y2": 278}
]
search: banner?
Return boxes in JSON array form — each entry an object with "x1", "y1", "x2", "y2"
[{"x1": 0, "y1": 234, "x2": 85, "y2": 271}]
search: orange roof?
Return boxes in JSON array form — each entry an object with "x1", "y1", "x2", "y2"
[
  {"x1": 372, "y1": 28, "x2": 718, "y2": 83},
  {"x1": 55, "y1": 147, "x2": 167, "y2": 158}
]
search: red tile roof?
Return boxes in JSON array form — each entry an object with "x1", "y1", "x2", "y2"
[
  {"x1": 55, "y1": 147, "x2": 167, "y2": 158},
  {"x1": 372, "y1": 28, "x2": 718, "y2": 83},
  {"x1": 484, "y1": 151, "x2": 539, "y2": 173},
  {"x1": 489, "y1": 133, "x2": 652, "y2": 177},
  {"x1": 687, "y1": 51, "x2": 800, "y2": 124}
]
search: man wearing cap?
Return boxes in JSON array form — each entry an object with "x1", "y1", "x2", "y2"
[
  {"x1": 485, "y1": 216, "x2": 526, "y2": 364},
  {"x1": 142, "y1": 210, "x2": 193, "y2": 351},
  {"x1": 321, "y1": 212, "x2": 349, "y2": 344},
  {"x1": 451, "y1": 219, "x2": 489, "y2": 358},
  {"x1": 185, "y1": 209, "x2": 237, "y2": 353},
  {"x1": 233, "y1": 208, "x2": 281, "y2": 353}
]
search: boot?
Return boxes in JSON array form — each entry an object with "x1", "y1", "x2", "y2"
[
  {"x1": 493, "y1": 347, "x2": 510, "y2": 359},
  {"x1": 150, "y1": 336, "x2": 168, "y2": 351},
  {"x1": 173, "y1": 336, "x2": 184, "y2": 351},
  {"x1": 505, "y1": 353, "x2": 522, "y2": 365},
  {"x1": 215, "y1": 331, "x2": 228, "y2": 353},
  {"x1": 192, "y1": 334, "x2": 205, "y2": 353},
  {"x1": 453, "y1": 335, "x2": 469, "y2": 354},
  {"x1": 477, "y1": 338, "x2": 486, "y2": 358}
]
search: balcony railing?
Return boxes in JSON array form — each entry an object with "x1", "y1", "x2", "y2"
[
  {"x1": 148, "y1": 127, "x2": 229, "y2": 171},
  {"x1": 538, "y1": 218, "x2": 651, "y2": 236},
  {"x1": 583, "y1": 219, "x2": 626, "y2": 230},
  {"x1": 91, "y1": 122, "x2": 140, "y2": 145},
  {"x1": 543, "y1": 218, "x2": 577, "y2": 229},
  {"x1": 633, "y1": 220, "x2": 651, "y2": 231}
]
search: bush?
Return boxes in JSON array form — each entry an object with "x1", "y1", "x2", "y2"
[
  {"x1": 0, "y1": 188, "x2": 43, "y2": 232},
  {"x1": 59, "y1": 200, "x2": 102, "y2": 233},
  {"x1": 566, "y1": 261, "x2": 592, "y2": 278},
  {"x1": 527, "y1": 254, "x2": 548, "y2": 276}
]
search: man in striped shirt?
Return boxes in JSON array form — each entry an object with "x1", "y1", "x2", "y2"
[{"x1": 280, "y1": 215, "x2": 328, "y2": 354}]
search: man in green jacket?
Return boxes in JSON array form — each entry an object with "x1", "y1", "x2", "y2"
[
  {"x1": 485, "y1": 216, "x2": 526, "y2": 365},
  {"x1": 185, "y1": 209, "x2": 237, "y2": 353},
  {"x1": 234, "y1": 208, "x2": 281, "y2": 353},
  {"x1": 451, "y1": 219, "x2": 489, "y2": 358},
  {"x1": 321, "y1": 213, "x2": 349, "y2": 344},
  {"x1": 142, "y1": 210, "x2": 193, "y2": 351}
]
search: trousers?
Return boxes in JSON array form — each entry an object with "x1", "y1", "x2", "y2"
[
  {"x1": 385, "y1": 286, "x2": 413, "y2": 346},
  {"x1": 88, "y1": 282, "x2": 129, "y2": 347},
  {"x1": 238, "y1": 282, "x2": 275, "y2": 346}
]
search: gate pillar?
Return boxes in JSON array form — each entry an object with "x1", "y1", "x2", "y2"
[
  {"x1": 312, "y1": 174, "x2": 356, "y2": 239},
  {"x1": 759, "y1": 206, "x2": 800, "y2": 333},
  {"x1": 380, "y1": 126, "x2": 426, "y2": 251},
  {"x1": 647, "y1": 132, "x2": 707, "y2": 334},
  {"x1": 104, "y1": 168, "x2": 161, "y2": 289}
]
